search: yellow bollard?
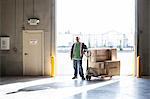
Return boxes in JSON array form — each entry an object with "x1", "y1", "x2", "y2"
[
  {"x1": 137, "y1": 56, "x2": 140, "y2": 78},
  {"x1": 51, "y1": 56, "x2": 55, "y2": 77}
]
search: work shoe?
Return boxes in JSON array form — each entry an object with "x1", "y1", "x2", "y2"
[
  {"x1": 81, "y1": 77, "x2": 85, "y2": 80},
  {"x1": 72, "y1": 76, "x2": 77, "y2": 79}
]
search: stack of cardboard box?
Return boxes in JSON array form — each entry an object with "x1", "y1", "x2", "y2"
[{"x1": 88, "y1": 48, "x2": 120, "y2": 76}]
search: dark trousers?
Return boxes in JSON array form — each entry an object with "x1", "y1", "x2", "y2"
[{"x1": 73, "y1": 60, "x2": 84, "y2": 77}]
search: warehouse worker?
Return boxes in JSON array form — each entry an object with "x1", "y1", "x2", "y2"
[{"x1": 71, "y1": 36, "x2": 87, "y2": 80}]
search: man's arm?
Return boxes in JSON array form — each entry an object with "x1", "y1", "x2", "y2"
[
  {"x1": 82, "y1": 43, "x2": 88, "y2": 52},
  {"x1": 70, "y1": 44, "x2": 74, "y2": 60}
]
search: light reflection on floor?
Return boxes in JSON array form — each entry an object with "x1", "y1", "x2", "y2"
[{"x1": 0, "y1": 76, "x2": 120, "y2": 99}]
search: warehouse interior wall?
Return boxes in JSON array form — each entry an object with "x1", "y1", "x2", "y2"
[
  {"x1": 137, "y1": 0, "x2": 150, "y2": 76},
  {"x1": 147, "y1": 0, "x2": 150, "y2": 75},
  {"x1": 0, "y1": 0, "x2": 1, "y2": 76},
  {"x1": 0, "y1": 0, "x2": 150, "y2": 76},
  {"x1": 0, "y1": 0, "x2": 55, "y2": 76}
]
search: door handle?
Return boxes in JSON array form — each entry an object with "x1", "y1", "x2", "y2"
[{"x1": 24, "y1": 53, "x2": 28, "y2": 55}]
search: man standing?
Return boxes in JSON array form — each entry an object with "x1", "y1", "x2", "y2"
[{"x1": 71, "y1": 37, "x2": 87, "y2": 80}]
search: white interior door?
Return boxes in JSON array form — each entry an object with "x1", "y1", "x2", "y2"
[{"x1": 23, "y1": 30, "x2": 44, "y2": 76}]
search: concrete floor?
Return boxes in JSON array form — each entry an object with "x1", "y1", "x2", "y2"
[{"x1": 0, "y1": 76, "x2": 150, "y2": 99}]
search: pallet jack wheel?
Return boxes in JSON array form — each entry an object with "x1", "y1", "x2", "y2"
[
  {"x1": 110, "y1": 76, "x2": 112, "y2": 79},
  {"x1": 86, "y1": 75, "x2": 91, "y2": 81}
]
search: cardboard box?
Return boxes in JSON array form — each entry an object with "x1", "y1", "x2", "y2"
[
  {"x1": 99, "y1": 69, "x2": 107, "y2": 75},
  {"x1": 89, "y1": 55, "x2": 109, "y2": 62},
  {"x1": 88, "y1": 62, "x2": 106, "y2": 75},
  {"x1": 90, "y1": 49, "x2": 111, "y2": 62},
  {"x1": 88, "y1": 48, "x2": 119, "y2": 76},
  {"x1": 96, "y1": 55, "x2": 110, "y2": 62},
  {"x1": 88, "y1": 67, "x2": 99, "y2": 76},
  {"x1": 90, "y1": 49, "x2": 110, "y2": 56},
  {"x1": 90, "y1": 50, "x2": 97, "y2": 56},
  {"x1": 104, "y1": 60, "x2": 120, "y2": 76},
  {"x1": 89, "y1": 62, "x2": 104, "y2": 68},
  {"x1": 89, "y1": 56, "x2": 97, "y2": 62},
  {"x1": 110, "y1": 48, "x2": 117, "y2": 60},
  {"x1": 96, "y1": 49, "x2": 110, "y2": 56},
  {"x1": 88, "y1": 67, "x2": 106, "y2": 76}
]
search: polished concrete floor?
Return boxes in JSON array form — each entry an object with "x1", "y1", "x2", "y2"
[{"x1": 0, "y1": 76, "x2": 150, "y2": 99}]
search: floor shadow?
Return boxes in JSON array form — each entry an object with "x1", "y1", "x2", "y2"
[
  {"x1": 0, "y1": 76, "x2": 50, "y2": 85},
  {"x1": 6, "y1": 78, "x2": 112, "y2": 94}
]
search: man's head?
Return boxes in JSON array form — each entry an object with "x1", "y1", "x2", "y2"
[{"x1": 76, "y1": 36, "x2": 80, "y2": 42}]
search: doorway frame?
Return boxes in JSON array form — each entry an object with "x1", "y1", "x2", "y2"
[
  {"x1": 54, "y1": 0, "x2": 138, "y2": 76},
  {"x1": 23, "y1": 30, "x2": 45, "y2": 76},
  {"x1": 134, "y1": 0, "x2": 138, "y2": 77}
]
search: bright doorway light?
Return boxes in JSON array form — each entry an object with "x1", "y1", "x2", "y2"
[{"x1": 56, "y1": 0, "x2": 135, "y2": 76}]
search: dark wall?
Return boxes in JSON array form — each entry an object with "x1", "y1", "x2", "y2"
[
  {"x1": 0, "y1": 0, "x2": 1, "y2": 76},
  {"x1": 137, "y1": 0, "x2": 150, "y2": 76}
]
